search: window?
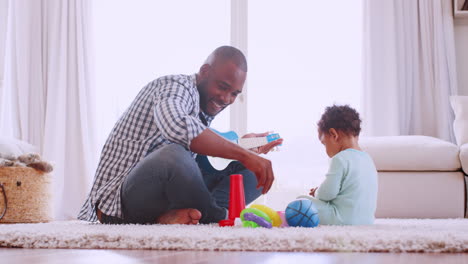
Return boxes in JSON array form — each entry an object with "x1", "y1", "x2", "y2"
[
  {"x1": 92, "y1": 0, "x2": 363, "y2": 208},
  {"x1": 247, "y1": 1, "x2": 363, "y2": 206}
]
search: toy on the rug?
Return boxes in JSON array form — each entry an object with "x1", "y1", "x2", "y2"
[
  {"x1": 217, "y1": 174, "x2": 286, "y2": 228},
  {"x1": 219, "y1": 174, "x2": 246, "y2": 227},
  {"x1": 236, "y1": 201, "x2": 319, "y2": 228},
  {"x1": 285, "y1": 199, "x2": 320, "y2": 228},
  {"x1": 249, "y1": 204, "x2": 282, "y2": 227},
  {"x1": 240, "y1": 208, "x2": 272, "y2": 228},
  {"x1": 217, "y1": 174, "x2": 319, "y2": 228},
  {"x1": 277, "y1": 211, "x2": 289, "y2": 227},
  {"x1": 239, "y1": 204, "x2": 284, "y2": 228}
]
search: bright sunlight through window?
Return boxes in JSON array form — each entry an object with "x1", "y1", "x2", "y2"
[{"x1": 92, "y1": 0, "x2": 363, "y2": 208}]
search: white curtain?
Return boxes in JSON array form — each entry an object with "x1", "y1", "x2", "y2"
[
  {"x1": 0, "y1": 0, "x2": 97, "y2": 220},
  {"x1": 0, "y1": 0, "x2": 7, "y2": 92},
  {"x1": 362, "y1": 0, "x2": 458, "y2": 142}
]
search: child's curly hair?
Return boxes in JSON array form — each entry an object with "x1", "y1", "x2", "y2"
[{"x1": 317, "y1": 105, "x2": 361, "y2": 136}]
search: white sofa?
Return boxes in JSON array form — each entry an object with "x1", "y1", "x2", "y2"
[
  {"x1": 361, "y1": 136, "x2": 466, "y2": 218},
  {"x1": 461, "y1": 144, "x2": 468, "y2": 176}
]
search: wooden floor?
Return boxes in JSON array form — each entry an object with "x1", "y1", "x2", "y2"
[{"x1": 0, "y1": 248, "x2": 467, "y2": 264}]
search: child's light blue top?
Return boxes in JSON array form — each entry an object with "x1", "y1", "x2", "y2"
[{"x1": 301, "y1": 148, "x2": 378, "y2": 225}]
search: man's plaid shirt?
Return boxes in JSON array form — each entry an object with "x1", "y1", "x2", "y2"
[{"x1": 77, "y1": 74, "x2": 213, "y2": 221}]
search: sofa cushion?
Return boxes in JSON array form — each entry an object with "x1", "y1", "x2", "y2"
[
  {"x1": 460, "y1": 144, "x2": 468, "y2": 175},
  {"x1": 360, "y1": 136, "x2": 460, "y2": 171},
  {"x1": 450, "y1": 96, "x2": 468, "y2": 146}
]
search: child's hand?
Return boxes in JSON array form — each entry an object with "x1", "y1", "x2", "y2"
[{"x1": 309, "y1": 187, "x2": 318, "y2": 197}]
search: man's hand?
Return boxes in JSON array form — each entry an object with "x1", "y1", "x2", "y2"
[
  {"x1": 190, "y1": 129, "x2": 277, "y2": 194},
  {"x1": 309, "y1": 187, "x2": 318, "y2": 197},
  {"x1": 242, "y1": 132, "x2": 283, "y2": 154},
  {"x1": 240, "y1": 152, "x2": 275, "y2": 194}
]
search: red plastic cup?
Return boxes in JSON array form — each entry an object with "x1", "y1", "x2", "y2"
[
  {"x1": 228, "y1": 174, "x2": 246, "y2": 220},
  {"x1": 219, "y1": 174, "x2": 246, "y2": 226}
]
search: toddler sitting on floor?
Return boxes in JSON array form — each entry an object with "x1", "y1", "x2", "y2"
[{"x1": 298, "y1": 105, "x2": 378, "y2": 225}]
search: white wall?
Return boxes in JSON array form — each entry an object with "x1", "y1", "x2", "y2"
[{"x1": 454, "y1": 20, "x2": 468, "y2": 95}]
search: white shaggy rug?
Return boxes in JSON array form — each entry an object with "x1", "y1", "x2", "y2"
[{"x1": 0, "y1": 219, "x2": 467, "y2": 253}]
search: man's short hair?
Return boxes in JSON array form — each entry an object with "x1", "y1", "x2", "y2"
[{"x1": 207, "y1": 46, "x2": 248, "y2": 72}]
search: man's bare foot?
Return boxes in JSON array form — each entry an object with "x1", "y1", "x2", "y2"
[{"x1": 156, "y1": 209, "x2": 202, "y2": 225}]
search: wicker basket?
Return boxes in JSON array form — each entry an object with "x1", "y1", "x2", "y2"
[{"x1": 0, "y1": 167, "x2": 52, "y2": 223}]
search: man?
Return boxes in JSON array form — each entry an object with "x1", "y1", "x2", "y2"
[{"x1": 78, "y1": 46, "x2": 283, "y2": 224}]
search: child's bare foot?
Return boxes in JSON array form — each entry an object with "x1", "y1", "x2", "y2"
[{"x1": 157, "y1": 209, "x2": 202, "y2": 225}]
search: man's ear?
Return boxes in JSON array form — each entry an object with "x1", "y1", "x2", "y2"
[
  {"x1": 329, "y1": 128, "x2": 339, "y2": 141},
  {"x1": 199, "y1": 64, "x2": 211, "y2": 79}
]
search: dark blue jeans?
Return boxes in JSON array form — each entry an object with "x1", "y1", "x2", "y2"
[{"x1": 102, "y1": 144, "x2": 262, "y2": 224}]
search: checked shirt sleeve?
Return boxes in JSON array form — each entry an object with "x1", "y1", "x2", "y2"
[{"x1": 153, "y1": 78, "x2": 207, "y2": 149}]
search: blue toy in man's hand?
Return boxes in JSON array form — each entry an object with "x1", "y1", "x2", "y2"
[
  {"x1": 200, "y1": 129, "x2": 282, "y2": 171},
  {"x1": 211, "y1": 129, "x2": 281, "y2": 150},
  {"x1": 285, "y1": 199, "x2": 320, "y2": 227}
]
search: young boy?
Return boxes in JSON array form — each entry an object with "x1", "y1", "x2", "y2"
[{"x1": 298, "y1": 105, "x2": 378, "y2": 225}]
